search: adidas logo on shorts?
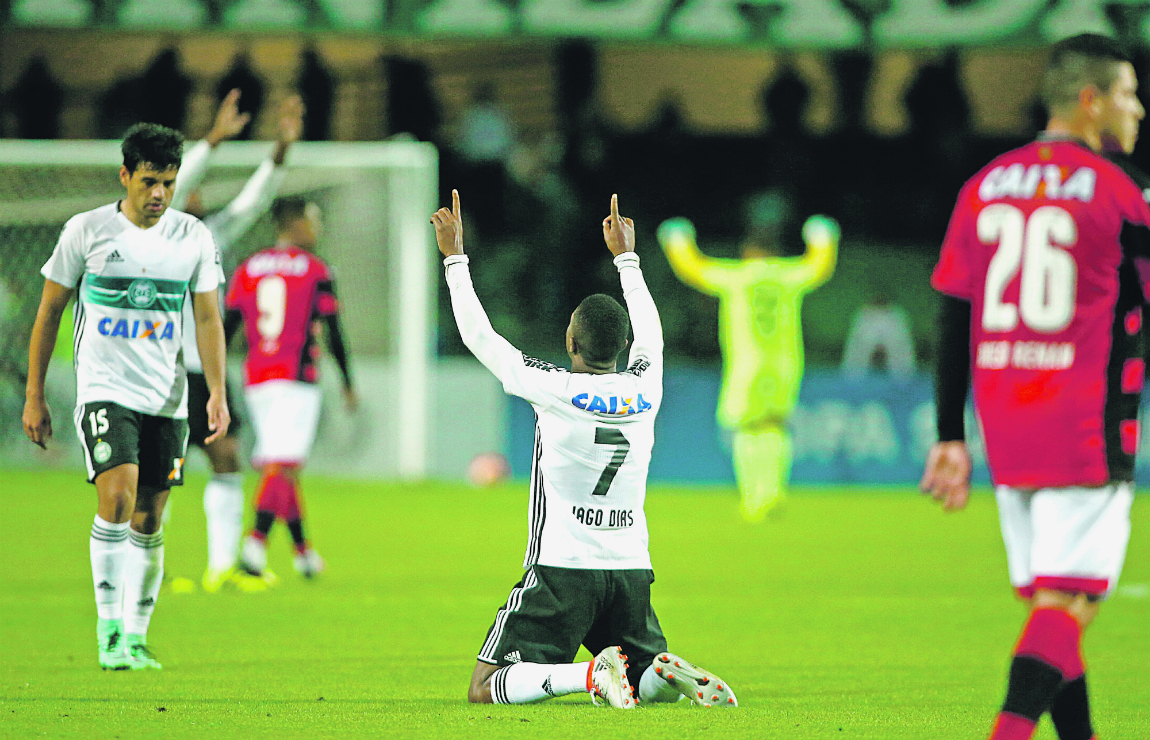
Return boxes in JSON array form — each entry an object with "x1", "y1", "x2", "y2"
[
  {"x1": 542, "y1": 677, "x2": 555, "y2": 697},
  {"x1": 504, "y1": 651, "x2": 522, "y2": 664},
  {"x1": 106, "y1": 250, "x2": 125, "y2": 264}
]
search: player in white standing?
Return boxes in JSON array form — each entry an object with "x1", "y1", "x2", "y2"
[
  {"x1": 170, "y1": 91, "x2": 305, "y2": 592},
  {"x1": 23, "y1": 123, "x2": 230, "y2": 670},
  {"x1": 434, "y1": 190, "x2": 737, "y2": 709}
]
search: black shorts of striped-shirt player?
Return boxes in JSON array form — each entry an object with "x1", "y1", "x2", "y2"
[
  {"x1": 75, "y1": 401, "x2": 189, "y2": 487},
  {"x1": 477, "y1": 564, "x2": 669, "y2": 692}
]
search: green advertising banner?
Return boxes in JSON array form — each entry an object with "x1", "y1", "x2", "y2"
[{"x1": 10, "y1": 0, "x2": 1150, "y2": 47}]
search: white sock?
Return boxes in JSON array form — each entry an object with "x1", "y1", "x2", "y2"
[
  {"x1": 490, "y1": 662, "x2": 591, "y2": 704},
  {"x1": 204, "y1": 473, "x2": 244, "y2": 571},
  {"x1": 90, "y1": 516, "x2": 129, "y2": 620},
  {"x1": 123, "y1": 528, "x2": 164, "y2": 638},
  {"x1": 639, "y1": 663, "x2": 684, "y2": 703}
]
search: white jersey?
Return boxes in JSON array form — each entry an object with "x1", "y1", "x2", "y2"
[
  {"x1": 446, "y1": 252, "x2": 663, "y2": 570},
  {"x1": 41, "y1": 202, "x2": 221, "y2": 417},
  {"x1": 172, "y1": 140, "x2": 287, "y2": 372}
]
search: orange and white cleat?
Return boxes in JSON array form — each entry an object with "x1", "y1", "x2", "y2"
[
  {"x1": 653, "y1": 652, "x2": 738, "y2": 708},
  {"x1": 589, "y1": 646, "x2": 636, "y2": 709}
]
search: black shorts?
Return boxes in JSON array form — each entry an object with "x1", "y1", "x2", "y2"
[
  {"x1": 477, "y1": 565, "x2": 668, "y2": 690},
  {"x1": 74, "y1": 401, "x2": 189, "y2": 488},
  {"x1": 186, "y1": 371, "x2": 242, "y2": 448}
]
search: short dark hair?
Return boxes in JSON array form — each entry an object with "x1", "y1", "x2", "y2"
[
  {"x1": 121, "y1": 122, "x2": 183, "y2": 174},
  {"x1": 1042, "y1": 34, "x2": 1133, "y2": 116},
  {"x1": 272, "y1": 196, "x2": 309, "y2": 230},
  {"x1": 572, "y1": 294, "x2": 630, "y2": 365}
]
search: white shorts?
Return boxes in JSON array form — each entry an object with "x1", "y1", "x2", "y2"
[
  {"x1": 995, "y1": 483, "x2": 1134, "y2": 600},
  {"x1": 245, "y1": 380, "x2": 322, "y2": 467}
]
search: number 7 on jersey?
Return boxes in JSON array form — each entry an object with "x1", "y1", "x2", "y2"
[{"x1": 592, "y1": 427, "x2": 630, "y2": 496}]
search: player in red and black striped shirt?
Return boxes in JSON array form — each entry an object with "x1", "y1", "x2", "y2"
[
  {"x1": 922, "y1": 35, "x2": 1150, "y2": 740},
  {"x1": 224, "y1": 197, "x2": 356, "y2": 579}
]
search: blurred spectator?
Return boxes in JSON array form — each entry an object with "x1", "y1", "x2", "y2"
[
  {"x1": 9, "y1": 55, "x2": 64, "y2": 139},
  {"x1": 841, "y1": 291, "x2": 917, "y2": 378},
  {"x1": 96, "y1": 73, "x2": 141, "y2": 139},
  {"x1": 829, "y1": 51, "x2": 878, "y2": 235},
  {"x1": 140, "y1": 47, "x2": 192, "y2": 132},
  {"x1": 216, "y1": 52, "x2": 265, "y2": 140},
  {"x1": 297, "y1": 47, "x2": 334, "y2": 141},
  {"x1": 903, "y1": 50, "x2": 973, "y2": 235},
  {"x1": 455, "y1": 81, "x2": 516, "y2": 236},
  {"x1": 758, "y1": 64, "x2": 816, "y2": 215},
  {"x1": 384, "y1": 56, "x2": 441, "y2": 142}
]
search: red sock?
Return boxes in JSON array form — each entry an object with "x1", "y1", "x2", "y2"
[
  {"x1": 254, "y1": 465, "x2": 281, "y2": 515},
  {"x1": 279, "y1": 467, "x2": 302, "y2": 521},
  {"x1": 989, "y1": 608, "x2": 1084, "y2": 740},
  {"x1": 989, "y1": 713, "x2": 1037, "y2": 740},
  {"x1": 1014, "y1": 608, "x2": 1083, "y2": 679}
]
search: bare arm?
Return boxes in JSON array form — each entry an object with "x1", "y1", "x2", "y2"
[
  {"x1": 192, "y1": 289, "x2": 231, "y2": 444},
  {"x1": 209, "y1": 95, "x2": 301, "y2": 247},
  {"x1": 23, "y1": 279, "x2": 74, "y2": 448},
  {"x1": 172, "y1": 89, "x2": 250, "y2": 211}
]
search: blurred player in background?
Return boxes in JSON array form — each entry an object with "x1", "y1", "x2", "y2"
[
  {"x1": 657, "y1": 193, "x2": 838, "y2": 521},
  {"x1": 436, "y1": 190, "x2": 736, "y2": 709},
  {"x1": 921, "y1": 34, "x2": 1148, "y2": 740},
  {"x1": 225, "y1": 196, "x2": 355, "y2": 580},
  {"x1": 22, "y1": 123, "x2": 229, "y2": 670},
  {"x1": 170, "y1": 90, "x2": 304, "y2": 592}
]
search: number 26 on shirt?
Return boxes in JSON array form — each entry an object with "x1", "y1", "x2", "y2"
[{"x1": 979, "y1": 204, "x2": 1077, "y2": 334}]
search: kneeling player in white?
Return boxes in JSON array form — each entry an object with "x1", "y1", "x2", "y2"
[{"x1": 433, "y1": 191, "x2": 737, "y2": 708}]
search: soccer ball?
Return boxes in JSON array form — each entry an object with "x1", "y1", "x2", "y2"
[{"x1": 468, "y1": 453, "x2": 510, "y2": 487}]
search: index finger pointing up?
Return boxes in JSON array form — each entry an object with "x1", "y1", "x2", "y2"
[
  {"x1": 611, "y1": 193, "x2": 619, "y2": 222},
  {"x1": 452, "y1": 189, "x2": 461, "y2": 217}
]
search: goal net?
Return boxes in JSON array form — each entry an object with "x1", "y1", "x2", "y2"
[{"x1": 0, "y1": 140, "x2": 438, "y2": 480}]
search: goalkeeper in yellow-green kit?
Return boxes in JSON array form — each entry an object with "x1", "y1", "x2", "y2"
[{"x1": 657, "y1": 200, "x2": 839, "y2": 521}]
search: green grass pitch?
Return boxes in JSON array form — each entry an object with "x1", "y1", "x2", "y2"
[{"x1": 1, "y1": 469, "x2": 1147, "y2": 739}]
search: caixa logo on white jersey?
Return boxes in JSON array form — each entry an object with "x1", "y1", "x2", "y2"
[
  {"x1": 97, "y1": 317, "x2": 176, "y2": 341},
  {"x1": 571, "y1": 393, "x2": 652, "y2": 415}
]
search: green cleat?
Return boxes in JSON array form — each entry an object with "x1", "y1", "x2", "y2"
[
  {"x1": 97, "y1": 618, "x2": 130, "y2": 671},
  {"x1": 124, "y1": 634, "x2": 162, "y2": 670},
  {"x1": 201, "y1": 566, "x2": 235, "y2": 593}
]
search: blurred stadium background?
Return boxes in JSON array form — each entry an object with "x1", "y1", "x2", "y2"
[{"x1": 10, "y1": 2, "x2": 1150, "y2": 485}]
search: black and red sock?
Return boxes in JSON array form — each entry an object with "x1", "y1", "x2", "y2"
[{"x1": 989, "y1": 608, "x2": 1085, "y2": 740}]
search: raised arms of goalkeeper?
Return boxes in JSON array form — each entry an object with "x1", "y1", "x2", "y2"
[{"x1": 659, "y1": 216, "x2": 837, "y2": 296}]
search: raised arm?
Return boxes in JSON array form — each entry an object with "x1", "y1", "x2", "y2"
[
  {"x1": 207, "y1": 95, "x2": 300, "y2": 247},
  {"x1": 603, "y1": 194, "x2": 662, "y2": 368},
  {"x1": 656, "y1": 218, "x2": 724, "y2": 295},
  {"x1": 171, "y1": 88, "x2": 250, "y2": 211},
  {"x1": 432, "y1": 190, "x2": 523, "y2": 381},
  {"x1": 793, "y1": 215, "x2": 840, "y2": 290}
]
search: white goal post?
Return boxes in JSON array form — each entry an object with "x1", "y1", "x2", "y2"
[{"x1": 0, "y1": 140, "x2": 438, "y2": 480}]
